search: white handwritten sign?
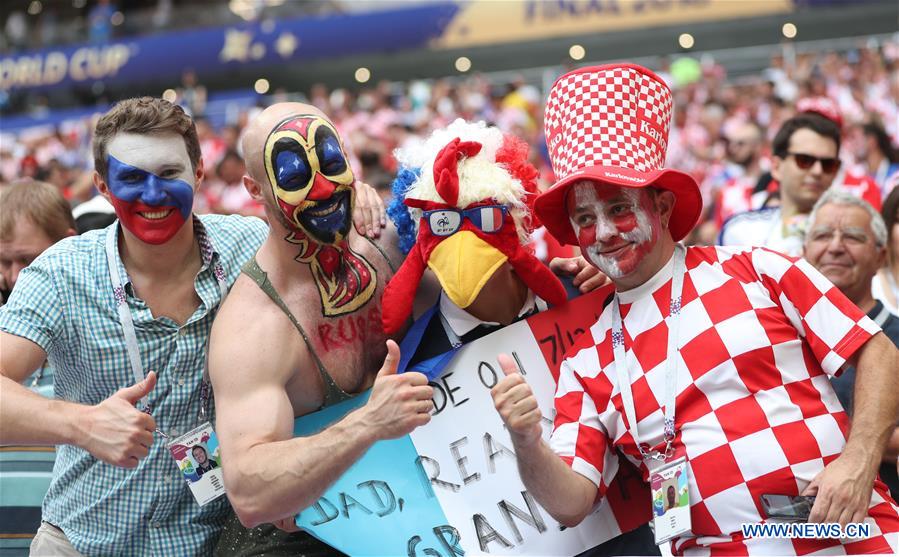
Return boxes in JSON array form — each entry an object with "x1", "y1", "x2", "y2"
[
  {"x1": 409, "y1": 318, "x2": 621, "y2": 555},
  {"x1": 295, "y1": 288, "x2": 651, "y2": 555}
]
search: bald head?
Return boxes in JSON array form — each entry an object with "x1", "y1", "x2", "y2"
[
  {"x1": 244, "y1": 104, "x2": 356, "y2": 241},
  {"x1": 241, "y1": 102, "x2": 329, "y2": 183}
]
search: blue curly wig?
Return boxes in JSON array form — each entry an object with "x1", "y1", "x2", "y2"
[{"x1": 386, "y1": 166, "x2": 421, "y2": 255}]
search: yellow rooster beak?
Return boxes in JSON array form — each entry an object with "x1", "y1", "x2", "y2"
[{"x1": 427, "y1": 230, "x2": 508, "y2": 308}]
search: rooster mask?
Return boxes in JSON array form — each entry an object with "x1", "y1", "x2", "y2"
[{"x1": 382, "y1": 120, "x2": 566, "y2": 335}]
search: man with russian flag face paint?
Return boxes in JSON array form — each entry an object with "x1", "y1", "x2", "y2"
[
  {"x1": 0, "y1": 97, "x2": 271, "y2": 556},
  {"x1": 102, "y1": 132, "x2": 198, "y2": 245}
]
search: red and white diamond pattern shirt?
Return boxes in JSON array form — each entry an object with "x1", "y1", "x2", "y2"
[{"x1": 549, "y1": 245, "x2": 899, "y2": 555}]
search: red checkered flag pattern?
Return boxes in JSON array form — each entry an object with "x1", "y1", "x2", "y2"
[
  {"x1": 545, "y1": 64, "x2": 673, "y2": 180},
  {"x1": 549, "y1": 245, "x2": 899, "y2": 555},
  {"x1": 534, "y1": 63, "x2": 702, "y2": 246}
]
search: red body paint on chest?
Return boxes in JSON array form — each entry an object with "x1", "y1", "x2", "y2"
[{"x1": 317, "y1": 306, "x2": 383, "y2": 352}]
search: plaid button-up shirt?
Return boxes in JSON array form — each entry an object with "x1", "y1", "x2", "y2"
[{"x1": 0, "y1": 214, "x2": 267, "y2": 555}]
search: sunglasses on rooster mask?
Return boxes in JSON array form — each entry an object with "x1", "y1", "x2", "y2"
[
  {"x1": 422, "y1": 205, "x2": 508, "y2": 236},
  {"x1": 787, "y1": 152, "x2": 841, "y2": 174}
]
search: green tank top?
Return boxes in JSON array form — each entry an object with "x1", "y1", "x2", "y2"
[
  {"x1": 240, "y1": 256, "x2": 352, "y2": 408},
  {"x1": 215, "y1": 239, "x2": 395, "y2": 557}
]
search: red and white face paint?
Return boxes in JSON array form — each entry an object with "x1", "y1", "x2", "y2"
[{"x1": 567, "y1": 180, "x2": 660, "y2": 279}]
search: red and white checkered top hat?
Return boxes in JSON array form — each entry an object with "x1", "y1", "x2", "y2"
[{"x1": 535, "y1": 63, "x2": 702, "y2": 245}]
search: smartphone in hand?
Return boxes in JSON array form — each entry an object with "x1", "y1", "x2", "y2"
[{"x1": 760, "y1": 494, "x2": 816, "y2": 522}]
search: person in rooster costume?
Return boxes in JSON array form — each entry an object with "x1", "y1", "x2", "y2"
[
  {"x1": 384, "y1": 119, "x2": 659, "y2": 555},
  {"x1": 382, "y1": 119, "x2": 570, "y2": 373}
]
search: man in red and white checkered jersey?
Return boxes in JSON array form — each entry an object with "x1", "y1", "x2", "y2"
[{"x1": 490, "y1": 63, "x2": 899, "y2": 555}]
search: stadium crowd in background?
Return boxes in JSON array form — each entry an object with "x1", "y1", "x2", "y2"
[
  {"x1": 1, "y1": 26, "x2": 898, "y2": 557},
  {"x1": 3, "y1": 38, "x2": 898, "y2": 253}
]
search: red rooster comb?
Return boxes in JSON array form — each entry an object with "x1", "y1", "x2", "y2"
[
  {"x1": 381, "y1": 120, "x2": 568, "y2": 335},
  {"x1": 433, "y1": 138, "x2": 482, "y2": 206}
]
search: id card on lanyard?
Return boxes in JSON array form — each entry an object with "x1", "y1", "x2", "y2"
[
  {"x1": 105, "y1": 224, "x2": 228, "y2": 506},
  {"x1": 611, "y1": 244, "x2": 691, "y2": 545}
]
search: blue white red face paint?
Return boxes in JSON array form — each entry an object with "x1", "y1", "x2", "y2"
[
  {"x1": 567, "y1": 180, "x2": 659, "y2": 279},
  {"x1": 263, "y1": 114, "x2": 355, "y2": 244},
  {"x1": 105, "y1": 133, "x2": 195, "y2": 245}
]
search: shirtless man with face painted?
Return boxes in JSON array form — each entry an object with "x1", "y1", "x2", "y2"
[
  {"x1": 208, "y1": 103, "x2": 435, "y2": 556},
  {"x1": 491, "y1": 64, "x2": 899, "y2": 555}
]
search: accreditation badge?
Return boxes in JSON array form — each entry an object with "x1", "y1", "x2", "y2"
[
  {"x1": 650, "y1": 456, "x2": 691, "y2": 545},
  {"x1": 167, "y1": 422, "x2": 227, "y2": 506}
]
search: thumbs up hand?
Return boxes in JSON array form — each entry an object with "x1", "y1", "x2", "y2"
[
  {"x1": 78, "y1": 371, "x2": 158, "y2": 468},
  {"x1": 361, "y1": 341, "x2": 433, "y2": 440},
  {"x1": 491, "y1": 354, "x2": 543, "y2": 448}
]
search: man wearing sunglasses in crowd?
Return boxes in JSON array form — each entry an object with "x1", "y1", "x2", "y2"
[{"x1": 720, "y1": 113, "x2": 842, "y2": 256}]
